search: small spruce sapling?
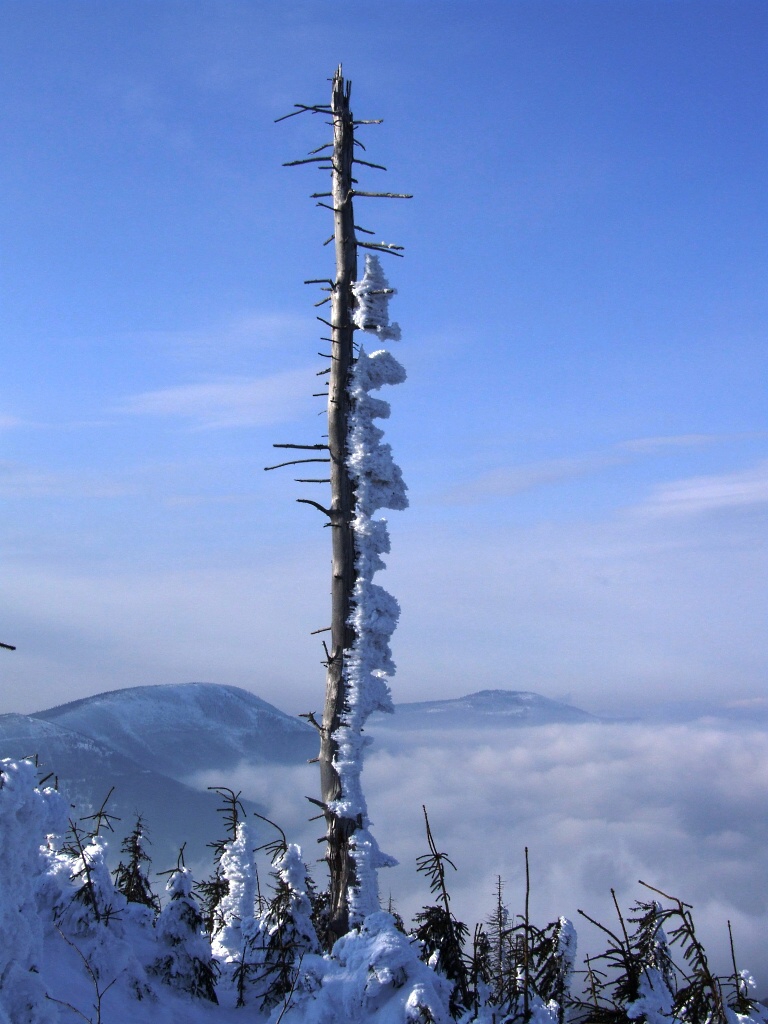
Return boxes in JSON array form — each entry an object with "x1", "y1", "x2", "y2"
[
  {"x1": 195, "y1": 786, "x2": 245, "y2": 936},
  {"x1": 530, "y1": 916, "x2": 578, "y2": 1024},
  {"x1": 478, "y1": 853, "x2": 576, "y2": 1023},
  {"x1": 413, "y1": 807, "x2": 470, "y2": 1017},
  {"x1": 112, "y1": 815, "x2": 160, "y2": 914},
  {"x1": 643, "y1": 882, "x2": 726, "y2": 1024},
  {"x1": 211, "y1": 820, "x2": 257, "y2": 962},
  {"x1": 486, "y1": 875, "x2": 514, "y2": 1009},
  {"x1": 253, "y1": 844, "x2": 320, "y2": 1013},
  {"x1": 727, "y1": 920, "x2": 760, "y2": 1018},
  {"x1": 577, "y1": 894, "x2": 647, "y2": 1024},
  {"x1": 467, "y1": 922, "x2": 493, "y2": 1018},
  {"x1": 60, "y1": 789, "x2": 122, "y2": 929},
  {"x1": 150, "y1": 850, "x2": 218, "y2": 1003}
]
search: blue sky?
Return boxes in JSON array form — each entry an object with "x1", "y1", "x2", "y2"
[{"x1": 1, "y1": 1, "x2": 766, "y2": 715}]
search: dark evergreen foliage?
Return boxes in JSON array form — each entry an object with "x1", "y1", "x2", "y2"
[
  {"x1": 60, "y1": 789, "x2": 121, "y2": 926},
  {"x1": 36, "y1": 781, "x2": 768, "y2": 1021},
  {"x1": 574, "y1": 894, "x2": 674, "y2": 1024},
  {"x1": 113, "y1": 815, "x2": 160, "y2": 912},
  {"x1": 413, "y1": 807, "x2": 471, "y2": 1017},
  {"x1": 252, "y1": 846, "x2": 319, "y2": 1013}
]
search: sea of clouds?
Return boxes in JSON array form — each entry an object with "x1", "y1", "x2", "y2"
[{"x1": 196, "y1": 719, "x2": 768, "y2": 996}]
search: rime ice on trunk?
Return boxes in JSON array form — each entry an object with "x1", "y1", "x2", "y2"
[{"x1": 332, "y1": 254, "x2": 406, "y2": 928}]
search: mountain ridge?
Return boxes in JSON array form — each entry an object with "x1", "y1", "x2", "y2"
[
  {"x1": 31, "y1": 681, "x2": 317, "y2": 781},
  {"x1": 372, "y1": 687, "x2": 600, "y2": 728}
]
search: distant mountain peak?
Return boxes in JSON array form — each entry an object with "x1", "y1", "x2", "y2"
[
  {"x1": 372, "y1": 687, "x2": 598, "y2": 728},
  {"x1": 31, "y1": 681, "x2": 316, "y2": 778},
  {"x1": 36, "y1": 680, "x2": 280, "y2": 717}
]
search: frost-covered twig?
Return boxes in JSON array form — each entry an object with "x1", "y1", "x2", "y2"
[
  {"x1": 273, "y1": 953, "x2": 305, "y2": 1024},
  {"x1": 49, "y1": 927, "x2": 121, "y2": 1024}
]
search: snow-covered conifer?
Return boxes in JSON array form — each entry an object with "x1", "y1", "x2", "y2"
[
  {"x1": 149, "y1": 864, "x2": 218, "y2": 1002},
  {"x1": 532, "y1": 916, "x2": 577, "y2": 1024},
  {"x1": 281, "y1": 912, "x2": 454, "y2": 1024},
  {"x1": 57, "y1": 831, "x2": 122, "y2": 934},
  {"x1": 211, "y1": 821, "x2": 257, "y2": 962},
  {"x1": 486, "y1": 876, "x2": 513, "y2": 1007},
  {"x1": 49, "y1": 815, "x2": 155, "y2": 1011},
  {"x1": 252, "y1": 843, "x2": 320, "y2": 1012},
  {"x1": 0, "y1": 759, "x2": 66, "y2": 1024},
  {"x1": 196, "y1": 787, "x2": 245, "y2": 936},
  {"x1": 413, "y1": 808, "x2": 470, "y2": 1017}
]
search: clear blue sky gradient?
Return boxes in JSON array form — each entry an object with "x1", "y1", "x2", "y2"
[{"x1": 1, "y1": 1, "x2": 766, "y2": 714}]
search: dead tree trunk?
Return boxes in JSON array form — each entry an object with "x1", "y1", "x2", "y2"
[
  {"x1": 274, "y1": 65, "x2": 410, "y2": 943},
  {"x1": 320, "y1": 68, "x2": 359, "y2": 942}
]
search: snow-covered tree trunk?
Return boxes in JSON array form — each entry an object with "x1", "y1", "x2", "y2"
[
  {"x1": 319, "y1": 66, "x2": 360, "y2": 943},
  {"x1": 278, "y1": 65, "x2": 409, "y2": 942},
  {"x1": 319, "y1": 69, "x2": 408, "y2": 941}
]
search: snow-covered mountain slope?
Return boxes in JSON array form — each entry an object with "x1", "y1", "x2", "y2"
[
  {"x1": 2, "y1": 684, "x2": 318, "y2": 872},
  {"x1": 375, "y1": 689, "x2": 599, "y2": 729},
  {"x1": 31, "y1": 681, "x2": 317, "y2": 782},
  {"x1": 0, "y1": 712, "x2": 240, "y2": 871}
]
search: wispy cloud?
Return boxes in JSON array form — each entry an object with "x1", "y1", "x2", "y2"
[
  {"x1": 637, "y1": 460, "x2": 768, "y2": 518},
  {"x1": 446, "y1": 452, "x2": 624, "y2": 502},
  {"x1": 0, "y1": 462, "x2": 129, "y2": 500},
  {"x1": 445, "y1": 434, "x2": 732, "y2": 504},
  {"x1": 129, "y1": 312, "x2": 310, "y2": 356},
  {"x1": 118, "y1": 367, "x2": 315, "y2": 429},
  {"x1": 620, "y1": 433, "x2": 717, "y2": 453}
]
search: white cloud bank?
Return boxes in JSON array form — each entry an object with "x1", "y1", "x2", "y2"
[{"x1": 200, "y1": 720, "x2": 768, "y2": 994}]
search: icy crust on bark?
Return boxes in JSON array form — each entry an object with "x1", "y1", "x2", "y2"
[
  {"x1": 352, "y1": 254, "x2": 402, "y2": 344},
  {"x1": 334, "y1": 257, "x2": 408, "y2": 924},
  {"x1": 347, "y1": 350, "x2": 407, "y2": 520}
]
